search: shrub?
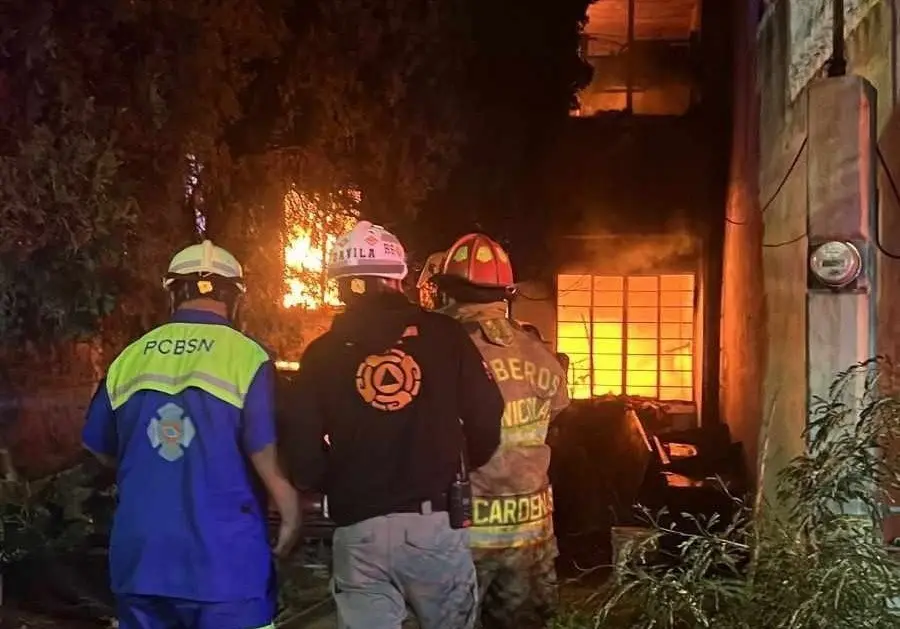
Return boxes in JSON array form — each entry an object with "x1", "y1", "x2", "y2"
[
  {"x1": 0, "y1": 463, "x2": 112, "y2": 566},
  {"x1": 581, "y1": 359, "x2": 900, "y2": 629}
]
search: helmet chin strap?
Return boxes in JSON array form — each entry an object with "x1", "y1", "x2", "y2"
[
  {"x1": 167, "y1": 279, "x2": 241, "y2": 322},
  {"x1": 228, "y1": 296, "x2": 242, "y2": 324}
]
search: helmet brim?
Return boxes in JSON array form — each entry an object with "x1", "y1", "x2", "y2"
[
  {"x1": 162, "y1": 273, "x2": 247, "y2": 294},
  {"x1": 431, "y1": 273, "x2": 516, "y2": 302}
]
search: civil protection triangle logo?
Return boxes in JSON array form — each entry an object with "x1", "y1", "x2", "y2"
[
  {"x1": 355, "y1": 348, "x2": 422, "y2": 412},
  {"x1": 147, "y1": 402, "x2": 196, "y2": 461}
]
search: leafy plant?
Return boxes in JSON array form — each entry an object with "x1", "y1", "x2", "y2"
[
  {"x1": 580, "y1": 359, "x2": 900, "y2": 629},
  {"x1": 0, "y1": 463, "x2": 113, "y2": 566}
]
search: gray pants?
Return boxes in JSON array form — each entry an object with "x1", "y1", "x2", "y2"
[{"x1": 331, "y1": 511, "x2": 478, "y2": 629}]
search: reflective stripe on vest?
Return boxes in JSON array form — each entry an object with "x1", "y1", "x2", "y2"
[
  {"x1": 469, "y1": 486, "x2": 554, "y2": 549},
  {"x1": 106, "y1": 322, "x2": 268, "y2": 410},
  {"x1": 500, "y1": 397, "x2": 552, "y2": 447}
]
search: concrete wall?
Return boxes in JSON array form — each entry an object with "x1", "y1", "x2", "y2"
[
  {"x1": 721, "y1": 0, "x2": 897, "y2": 490},
  {"x1": 873, "y1": 3, "x2": 900, "y2": 540},
  {"x1": 720, "y1": 0, "x2": 765, "y2": 484},
  {"x1": 878, "y1": 107, "x2": 900, "y2": 541},
  {"x1": 787, "y1": 0, "x2": 883, "y2": 101}
]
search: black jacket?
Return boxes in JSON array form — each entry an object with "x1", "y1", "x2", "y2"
[{"x1": 282, "y1": 293, "x2": 503, "y2": 526}]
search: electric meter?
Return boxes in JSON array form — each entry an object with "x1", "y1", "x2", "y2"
[{"x1": 808, "y1": 240, "x2": 863, "y2": 288}]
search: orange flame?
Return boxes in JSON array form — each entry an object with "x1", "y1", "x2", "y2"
[{"x1": 283, "y1": 189, "x2": 359, "y2": 309}]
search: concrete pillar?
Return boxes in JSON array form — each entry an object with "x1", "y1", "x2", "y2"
[
  {"x1": 877, "y1": 107, "x2": 900, "y2": 541},
  {"x1": 806, "y1": 75, "x2": 877, "y2": 435}
]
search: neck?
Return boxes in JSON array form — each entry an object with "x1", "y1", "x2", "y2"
[
  {"x1": 177, "y1": 299, "x2": 228, "y2": 318},
  {"x1": 345, "y1": 290, "x2": 409, "y2": 310}
]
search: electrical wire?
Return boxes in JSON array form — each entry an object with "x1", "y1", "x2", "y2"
[
  {"x1": 725, "y1": 134, "x2": 808, "y2": 247},
  {"x1": 759, "y1": 142, "x2": 900, "y2": 252},
  {"x1": 762, "y1": 232, "x2": 808, "y2": 248},
  {"x1": 726, "y1": 136, "x2": 808, "y2": 226},
  {"x1": 874, "y1": 144, "x2": 900, "y2": 259}
]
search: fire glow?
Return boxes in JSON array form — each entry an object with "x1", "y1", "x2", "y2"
[
  {"x1": 556, "y1": 274, "x2": 695, "y2": 401},
  {"x1": 283, "y1": 189, "x2": 359, "y2": 309}
]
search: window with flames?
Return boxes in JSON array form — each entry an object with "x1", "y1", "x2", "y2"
[
  {"x1": 556, "y1": 274, "x2": 695, "y2": 401},
  {"x1": 283, "y1": 189, "x2": 360, "y2": 309}
]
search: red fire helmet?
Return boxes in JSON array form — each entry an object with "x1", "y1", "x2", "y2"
[{"x1": 441, "y1": 233, "x2": 514, "y2": 288}]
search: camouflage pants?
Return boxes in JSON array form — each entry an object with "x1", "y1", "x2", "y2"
[
  {"x1": 331, "y1": 511, "x2": 478, "y2": 629},
  {"x1": 474, "y1": 538, "x2": 559, "y2": 629}
]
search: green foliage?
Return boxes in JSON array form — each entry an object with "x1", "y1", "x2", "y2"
[
  {"x1": 580, "y1": 359, "x2": 900, "y2": 629},
  {"x1": 0, "y1": 0, "x2": 595, "y2": 343},
  {"x1": 0, "y1": 3, "x2": 134, "y2": 340},
  {"x1": 284, "y1": 0, "x2": 472, "y2": 221},
  {"x1": 0, "y1": 464, "x2": 112, "y2": 565},
  {"x1": 0, "y1": 0, "x2": 482, "y2": 342}
]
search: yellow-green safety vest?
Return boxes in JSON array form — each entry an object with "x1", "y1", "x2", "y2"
[
  {"x1": 463, "y1": 316, "x2": 566, "y2": 550},
  {"x1": 106, "y1": 322, "x2": 269, "y2": 410},
  {"x1": 469, "y1": 486, "x2": 555, "y2": 549}
]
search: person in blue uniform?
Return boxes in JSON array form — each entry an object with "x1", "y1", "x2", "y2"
[{"x1": 81, "y1": 240, "x2": 300, "y2": 629}]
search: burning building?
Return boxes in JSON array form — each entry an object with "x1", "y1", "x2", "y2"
[
  {"x1": 513, "y1": 0, "x2": 740, "y2": 572},
  {"x1": 550, "y1": 249, "x2": 697, "y2": 403},
  {"x1": 512, "y1": 0, "x2": 728, "y2": 429},
  {"x1": 282, "y1": 188, "x2": 360, "y2": 311},
  {"x1": 513, "y1": 232, "x2": 704, "y2": 419},
  {"x1": 269, "y1": 188, "x2": 360, "y2": 367}
]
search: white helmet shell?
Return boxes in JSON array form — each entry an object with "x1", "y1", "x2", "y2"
[
  {"x1": 327, "y1": 221, "x2": 408, "y2": 281},
  {"x1": 162, "y1": 240, "x2": 246, "y2": 292}
]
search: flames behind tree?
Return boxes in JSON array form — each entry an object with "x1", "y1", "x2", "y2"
[{"x1": 283, "y1": 189, "x2": 360, "y2": 309}]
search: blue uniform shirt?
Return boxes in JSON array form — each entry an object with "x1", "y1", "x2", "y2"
[{"x1": 82, "y1": 309, "x2": 277, "y2": 603}]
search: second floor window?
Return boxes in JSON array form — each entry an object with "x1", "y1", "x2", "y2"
[{"x1": 574, "y1": 0, "x2": 701, "y2": 117}]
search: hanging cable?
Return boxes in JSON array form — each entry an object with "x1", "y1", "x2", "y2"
[
  {"x1": 762, "y1": 232, "x2": 807, "y2": 248},
  {"x1": 874, "y1": 145, "x2": 900, "y2": 259},
  {"x1": 726, "y1": 136, "x2": 808, "y2": 226},
  {"x1": 745, "y1": 144, "x2": 900, "y2": 254}
]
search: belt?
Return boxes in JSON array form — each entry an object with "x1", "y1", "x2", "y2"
[{"x1": 393, "y1": 494, "x2": 448, "y2": 515}]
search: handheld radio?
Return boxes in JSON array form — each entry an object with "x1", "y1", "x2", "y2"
[{"x1": 448, "y1": 451, "x2": 473, "y2": 529}]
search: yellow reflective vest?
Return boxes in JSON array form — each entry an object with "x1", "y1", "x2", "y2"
[
  {"x1": 460, "y1": 312, "x2": 570, "y2": 549},
  {"x1": 106, "y1": 322, "x2": 269, "y2": 410}
]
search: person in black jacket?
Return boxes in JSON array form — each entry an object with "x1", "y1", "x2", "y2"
[{"x1": 283, "y1": 221, "x2": 503, "y2": 629}]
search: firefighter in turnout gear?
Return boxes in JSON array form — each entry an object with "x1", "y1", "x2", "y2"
[
  {"x1": 82, "y1": 240, "x2": 300, "y2": 629},
  {"x1": 282, "y1": 221, "x2": 504, "y2": 629},
  {"x1": 416, "y1": 250, "x2": 449, "y2": 311},
  {"x1": 431, "y1": 233, "x2": 571, "y2": 629}
]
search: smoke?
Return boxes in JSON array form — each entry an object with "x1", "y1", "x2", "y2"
[{"x1": 562, "y1": 217, "x2": 700, "y2": 276}]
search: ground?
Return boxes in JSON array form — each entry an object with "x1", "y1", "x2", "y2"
[
  {"x1": 0, "y1": 608, "x2": 112, "y2": 629},
  {"x1": 0, "y1": 574, "x2": 605, "y2": 629},
  {"x1": 285, "y1": 581, "x2": 604, "y2": 629}
]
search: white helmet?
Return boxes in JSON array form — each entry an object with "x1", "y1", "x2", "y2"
[
  {"x1": 162, "y1": 240, "x2": 246, "y2": 293},
  {"x1": 327, "y1": 221, "x2": 408, "y2": 281}
]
